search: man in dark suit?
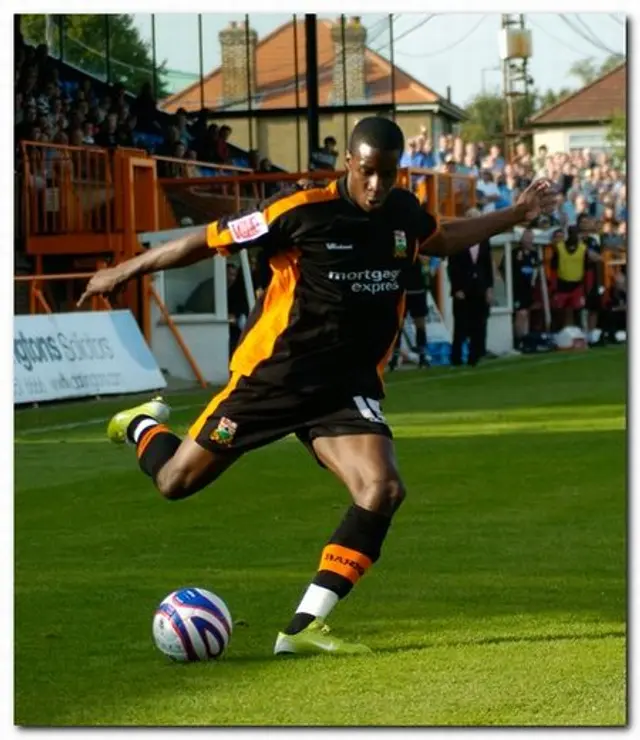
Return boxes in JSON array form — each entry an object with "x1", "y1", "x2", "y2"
[{"x1": 447, "y1": 208, "x2": 494, "y2": 366}]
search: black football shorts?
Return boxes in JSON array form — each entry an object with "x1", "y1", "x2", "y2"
[{"x1": 188, "y1": 372, "x2": 392, "y2": 463}]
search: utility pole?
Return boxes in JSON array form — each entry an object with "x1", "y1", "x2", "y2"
[{"x1": 500, "y1": 14, "x2": 532, "y2": 161}]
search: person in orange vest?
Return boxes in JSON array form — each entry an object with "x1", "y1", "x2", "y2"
[{"x1": 550, "y1": 225, "x2": 602, "y2": 330}]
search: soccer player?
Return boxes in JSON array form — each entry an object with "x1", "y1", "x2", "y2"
[{"x1": 78, "y1": 117, "x2": 555, "y2": 656}]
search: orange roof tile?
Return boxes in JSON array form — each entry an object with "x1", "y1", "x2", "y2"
[{"x1": 529, "y1": 62, "x2": 626, "y2": 126}]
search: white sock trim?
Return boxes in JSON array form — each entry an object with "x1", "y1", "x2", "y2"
[
  {"x1": 132, "y1": 418, "x2": 158, "y2": 443},
  {"x1": 295, "y1": 584, "x2": 340, "y2": 620}
]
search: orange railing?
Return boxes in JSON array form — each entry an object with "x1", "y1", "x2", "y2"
[
  {"x1": 14, "y1": 272, "x2": 113, "y2": 315},
  {"x1": 21, "y1": 142, "x2": 114, "y2": 237}
]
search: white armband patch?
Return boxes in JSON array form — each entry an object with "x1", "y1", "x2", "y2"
[{"x1": 228, "y1": 212, "x2": 269, "y2": 244}]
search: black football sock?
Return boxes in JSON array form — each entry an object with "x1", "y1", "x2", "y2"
[
  {"x1": 129, "y1": 414, "x2": 181, "y2": 480},
  {"x1": 284, "y1": 505, "x2": 393, "y2": 635}
]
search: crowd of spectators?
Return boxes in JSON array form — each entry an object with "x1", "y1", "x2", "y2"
[
  {"x1": 400, "y1": 131, "x2": 627, "y2": 249},
  {"x1": 14, "y1": 36, "x2": 279, "y2": 176}
]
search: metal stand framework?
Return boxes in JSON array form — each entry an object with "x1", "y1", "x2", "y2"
[{"x1": 501, "y1": 14, "x2": 532, "y2": 161}]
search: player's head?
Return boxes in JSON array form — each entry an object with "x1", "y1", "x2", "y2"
[{"x1": 345, "y1": 117, "x2": 404, "y2": 212}]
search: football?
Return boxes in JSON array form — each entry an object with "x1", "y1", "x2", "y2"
[{"x1": 152, "y1": 587, "x2": 233, "y2": 662}]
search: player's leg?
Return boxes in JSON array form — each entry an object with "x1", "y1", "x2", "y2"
[
  {"x1": 107, "y1": 395, "x2": 241, "y2": 500},
  {"x1": 275, "y1": 403, "x2": 403, "y2": 655}
]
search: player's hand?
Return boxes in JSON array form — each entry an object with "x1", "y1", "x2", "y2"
[
  {"x1": 77, "y1": 267, "x2": 125, "y2": 308},
  {"x1": 516, "y1": 179, "x2": 556, "y2": 222},
  {"x1": 486, "y1": 288, "x2": 494, "y2": 305}
]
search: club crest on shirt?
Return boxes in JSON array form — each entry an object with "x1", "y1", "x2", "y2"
[
  {"x1": 393, "y1": 230, "x2": 408, "y2": 257},
  {"x1": 210, "y1": 417, "x2": 238, "y2": 445}
]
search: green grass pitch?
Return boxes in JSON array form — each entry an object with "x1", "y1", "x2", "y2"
[{"x1": 14, "y1": 348, "x2": 626, "y2": 726}]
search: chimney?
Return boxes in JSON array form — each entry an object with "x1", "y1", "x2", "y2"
[
  {"x1": 330, "y1": 16, "x2": 367, "y2": 104},
  {"x1": 219, "y1": 20, "x2": 258, "y2": 106}
]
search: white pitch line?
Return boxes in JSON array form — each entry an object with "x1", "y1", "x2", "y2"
[
  {"x1": 17, "y1": 403, "x2": 200, "y2": 436},
  {"x1": 16, "y1": 348, "x2": 623, "y2": 436}
]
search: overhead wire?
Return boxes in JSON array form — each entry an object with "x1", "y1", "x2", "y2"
[{"x1": 391, "y1": 15, "x2": 486, "y2": 59}]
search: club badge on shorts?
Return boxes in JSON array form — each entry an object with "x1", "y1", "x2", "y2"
[
  {"x1": 393, "y1": 230, "x2": 408, "y2": 257},
  {"x1": 210, "y1": 417, "x2": 238, "y2": 446}
]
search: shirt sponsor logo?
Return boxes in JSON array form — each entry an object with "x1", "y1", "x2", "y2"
[
  {"x1": 228, "y1": 212, "x2": 268, "y2": 244},
  {"x1": 328, "y1": 268, "x2": 401, "y2": 294}
]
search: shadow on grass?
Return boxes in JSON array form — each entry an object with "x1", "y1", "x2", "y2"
[{"x1": 218, "y1": 628, "x2": 626, "y2": 666}]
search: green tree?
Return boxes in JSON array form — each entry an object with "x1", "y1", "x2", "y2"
[
  {"x1": 461, "y1": 92, "x2": 536, "y2": 146},
  {"x1": 535, "y1": 87, "x2": 573, "y2": 111},
  {"x1": 20, "y1": 14, "x2": 168, "y2": 97},
  {"x1": 568, "y1": 53, "x2": 625, "y2": 86},
  {"x1": 606, "y1": 110, "x2": 626, "y2": 166}
]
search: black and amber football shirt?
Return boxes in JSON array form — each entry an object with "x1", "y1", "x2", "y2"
[{"x1": 206, "y1": 177, "x2": 439, "y2": 399}]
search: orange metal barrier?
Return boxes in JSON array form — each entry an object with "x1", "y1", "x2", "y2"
[
  {"x1": 159, "y1": 168, "x2": 477, "y2": 220},
  {"x1": 21, "y1": 142, "x2": 114, "y2": 237},
  {"x1": 146, "y1": 283, "x2": 207, "y2": 388}
]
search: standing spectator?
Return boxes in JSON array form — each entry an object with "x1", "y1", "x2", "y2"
[
  {"x1": 447, "y1": 208, "x2": 494, "y2": 367},
  {"x1": 503, "y1": 228, "x2": 539, "y2": 350},
  {"x1": 437, "y1": 134, "x2": 450, "y2": 165},
  {"x1": 476, "y1": 170, "x2": 501, "y2": 212},
  {"x1": 216, "y1": 125, "x2": 232, "y2": 163},
  {"x1": 197, "y1": 123, "x2": 220, "y2": 163},
  {"x1": 132, "y1": 81, "x2": 159, "y2": 133},
  {"x1": 175, "y1": 108, "x2": 194, "y2": 148},
  {"x1": 400, "y1": 138, "x2": 427, "y2": 169},
  {"x1": 550, "y1": 225, "x2": 601, "y2": 330},
  {"x1": 488, "y1": 144, "x2": 505, "y2": 170},
  {"x1": 420, "y1": 137, "x2": 436, "y2": 169}
]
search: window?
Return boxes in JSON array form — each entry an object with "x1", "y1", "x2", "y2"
[{"x1": 568, "y1": 133, "x2": 610, "y2": 151}]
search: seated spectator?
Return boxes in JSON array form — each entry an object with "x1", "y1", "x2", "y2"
[
  {"x1": 117, "y1": 114, "x2": 138, "y2": 148},
  {"x1": 495, "y1": 174, "x2": 513, "y2": 209},
  {"x1": 94, "y1": 112, "x2": 119, "y2": 148},
  {"x1": 82, "y1": 121, "x2": 95, "y2": 145}
]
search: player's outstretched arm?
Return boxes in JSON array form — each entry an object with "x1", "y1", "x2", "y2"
[
  {"x1": 420, "y1": 179, "x2": 556, "y2": 257},
  {"x1": 77, "y1": 228, "x2": 210, "y2": 307}
]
